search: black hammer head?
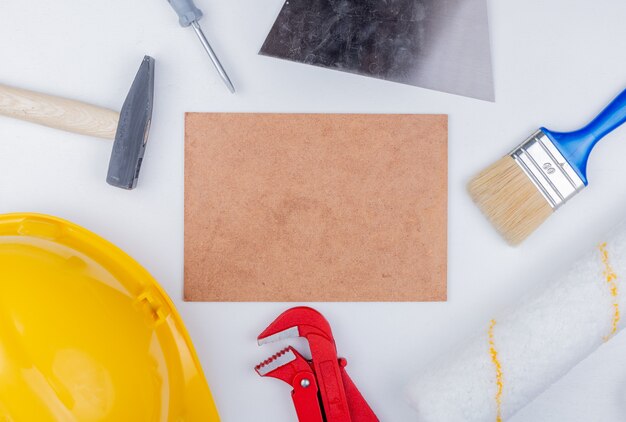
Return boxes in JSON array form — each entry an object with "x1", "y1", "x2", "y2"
[{"x1": 107, "y1": 56, "x2": 155, "y2": 189}]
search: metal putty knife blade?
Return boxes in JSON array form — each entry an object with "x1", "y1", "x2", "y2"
[{"x1": 260, "y1": 0, "x2": 495, "y2": 101}]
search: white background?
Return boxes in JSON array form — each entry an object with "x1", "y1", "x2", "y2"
[{"x1": 2, "y1": 0, "x2": 626, "y2": 420}]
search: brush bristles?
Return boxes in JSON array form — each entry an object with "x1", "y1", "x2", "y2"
[{"x1": 468, "y1": 156, "x2": 553, "y2": 245}]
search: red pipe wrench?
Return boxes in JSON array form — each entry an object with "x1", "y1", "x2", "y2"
[{"x1": 255, "y1": 307, "x2": 378, "y2": 422}]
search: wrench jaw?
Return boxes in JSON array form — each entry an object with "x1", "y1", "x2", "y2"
[
  {"x1": 257, "y1": 306, "x2": 334, "y2": 345},
  {"x1": 255, "y1": 347, "x2": 309, "y2": 381},
  {"x1": 257, "y1": 326, "x2": 300, "y2": 346},
  {"x1": 255, "y1": 347, "x2": 325, "y2": 422}
]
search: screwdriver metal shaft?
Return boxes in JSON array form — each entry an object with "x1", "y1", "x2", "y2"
[
  {"x1": 166, "y1": 0, "x2": 236, "y2": 93},
  {"x1": 190, "y1": 21, "x2": 235, "y2": 93}
]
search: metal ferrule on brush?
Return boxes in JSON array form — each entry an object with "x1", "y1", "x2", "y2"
[{"x1": 510, "y1": 130, "x2": 585, "y2": 209}]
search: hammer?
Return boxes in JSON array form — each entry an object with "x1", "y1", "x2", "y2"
[{"x1": 0, "y1": 56, "x2": 155, "y2": 190}]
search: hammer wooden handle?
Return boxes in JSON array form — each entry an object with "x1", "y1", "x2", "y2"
[{"x1": 0, "y1": 84, "x2": 119, "y2": 140}]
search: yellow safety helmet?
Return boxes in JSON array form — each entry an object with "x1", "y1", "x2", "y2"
[{"x1": 0, "y1": 213, "x2": 220, "y2": 421}]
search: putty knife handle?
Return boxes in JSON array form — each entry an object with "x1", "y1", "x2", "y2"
[
  {"x1": 542, "y1": 87, "x2": 626, "y2": 184},
  {"x1": 0, "y1": 84, "x2": 119, "y2": 140},
  {"x1": 167, "y1": 0, "x2": 203, "y2": 27}
]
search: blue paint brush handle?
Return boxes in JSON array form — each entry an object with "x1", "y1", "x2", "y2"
[{"x1": 542, "y1": 87, "x2": 626, "y2": 185}]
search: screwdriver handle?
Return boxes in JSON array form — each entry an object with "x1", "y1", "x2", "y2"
[{"x1": 167, "y1": 0, "x2": 203, "y2": 27}]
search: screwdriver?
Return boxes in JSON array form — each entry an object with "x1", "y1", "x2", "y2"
[{"x1": 166, "y1": 0, "x2": 236, "y2": 93}]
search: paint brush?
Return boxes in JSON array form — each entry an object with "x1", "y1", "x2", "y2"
[{"x1": 468, "y1": 88, "x2": 626, "y2": 245}]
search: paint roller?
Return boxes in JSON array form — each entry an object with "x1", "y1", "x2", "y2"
[{"x1": 406, "y1": 223, "x2": 626, "y2": 421}]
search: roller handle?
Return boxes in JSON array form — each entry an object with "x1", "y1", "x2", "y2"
[
  {"x1": 0, "y1": 84, "x2": 119, "y2": 140},
  {"x1": 167, "y1": 0, "x2": 203, "y2": 27},
  {"x1": 542, "y1": 87, "x2": 626, "y2": 184}
]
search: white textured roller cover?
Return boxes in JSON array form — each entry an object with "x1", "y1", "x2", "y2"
[{"x1": 406, "y1": 225, "x2": 626, "y2": 421}]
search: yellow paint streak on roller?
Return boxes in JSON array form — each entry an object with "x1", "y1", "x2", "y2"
[
  {"x1": 599, "y1": 242, "x2": 620, "y2": 340},
  {"x1": 488, "y1": 319, "x2": 503, "y2": 422}
]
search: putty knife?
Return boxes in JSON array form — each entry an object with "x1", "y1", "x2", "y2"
[{"x1": 260, "y1": 0, "x2": 494, "y2": 101}]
